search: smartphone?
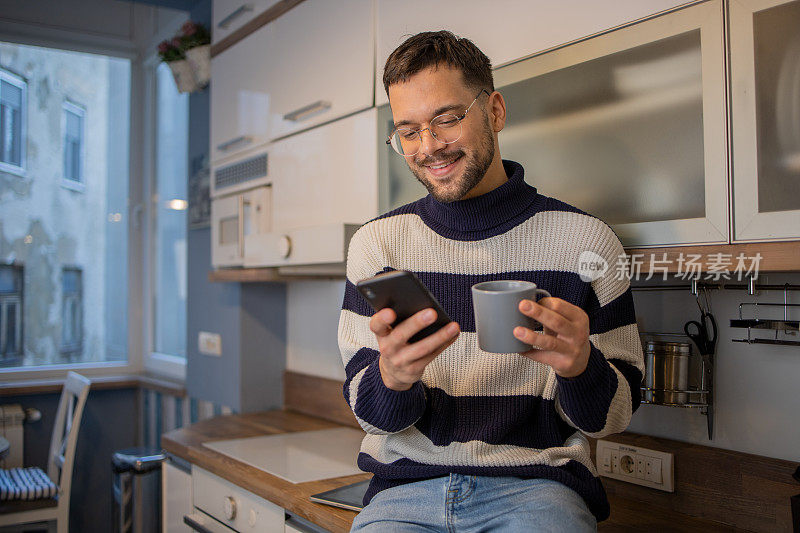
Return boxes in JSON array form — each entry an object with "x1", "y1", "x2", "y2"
[{"x1": 356, "y1": 270, "x2": 452, "y2": 344}]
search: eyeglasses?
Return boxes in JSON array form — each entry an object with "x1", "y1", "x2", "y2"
[{"x1": 386, "y1": 89, "x2": 490, "y2": 156}]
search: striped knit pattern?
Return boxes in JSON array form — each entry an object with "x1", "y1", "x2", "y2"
[
  {"x1": 0, "y1": 467, "x2": 58, "y2": 501},
  {"x1": 338, "y1": 160, "x2": 644, "y2": 521}
]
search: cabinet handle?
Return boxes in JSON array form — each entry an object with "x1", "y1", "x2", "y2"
[
  {"x1": 182, "y1": 514, "x2": 216, "y2": 533},
  {"x1": 216, "y1": 135, "x2": 253, "y2": 152},
  {"x1": 283, "y1": 100, "x2": 332, "y2": 122},
  {"x1": 218, "y1": 4, "x2": 254, "y2": 29}
]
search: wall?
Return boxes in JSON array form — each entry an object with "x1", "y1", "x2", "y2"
[{"x1": 184, "y1": 0, "x2": 287, "y2": 413}]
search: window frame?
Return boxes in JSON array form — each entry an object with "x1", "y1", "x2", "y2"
[
  {"x1": 0, "y1": 10, "x2": 188, "y2": 383},
  {"x1": 141, "y1": 51, "x2": 189, "y2": 382},
  {"x1": 0, "y1": 68, "x2": 27, "y2": 176},
  {"x1": 61, "y1": 100, "x2": 86, "y2": 191}
]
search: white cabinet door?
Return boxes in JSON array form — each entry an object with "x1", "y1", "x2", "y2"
[
  {"x1": 210, "y1": 0, "x2": 374, "y2": 164},
  {"x1": 494, "y1": 0, "x2": 728, "y2": 247},
  {"x1": 375, "y1": 0, "x2": 689, "y2": 107},
  {"x1": 210, "y1": 28, "x2": 273, "y2": 164},
  {"x1": 162, "y1": 461, "x2": 193, "y2": 532},
  {"x1": 212, "y1": 0, "x2": 281, "y2": 44},
  {"x1": 730, "y1": 0, "x2": 800, "y2": 241},
  {"x1": 263, "y1": 0, "x2": 374, "y2": 140},
  {"x1": 269, "y1": 108, "x2": 379, "y2": 232}
]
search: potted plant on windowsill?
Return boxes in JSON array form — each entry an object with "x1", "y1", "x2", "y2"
[
  {"x1": 180, "y1": 21, "x2": 211, "y2": 89},
  {"x1": 158, "y1": 21, "x2": 211, "y2": 93},
  {"x1": 158, "y1": 38, "x2": 196, "y2": 93}
]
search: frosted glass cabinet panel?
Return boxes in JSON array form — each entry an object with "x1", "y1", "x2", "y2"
[
  {"x1": 730, "y1": 0, "x2": 800, "y2": 241},
  {"x1": 495, "y1": 0, "x2": 728, "y2": 247}
]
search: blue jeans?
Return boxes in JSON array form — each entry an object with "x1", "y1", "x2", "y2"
[{"x1": 350, "y1": 475, "x2": 597, "y2": 532}]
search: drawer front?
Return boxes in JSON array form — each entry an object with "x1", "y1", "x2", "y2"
[{"x1": 192, "y1": 466, "x2": 285, "y2": 532}]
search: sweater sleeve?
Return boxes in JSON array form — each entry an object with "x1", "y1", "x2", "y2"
[
  {"x1": 555, "y1": 224, "x2": 645, "y2": 438},
  {"x1": 338, "y1": 226, "x2": 427, "y2": 435}
]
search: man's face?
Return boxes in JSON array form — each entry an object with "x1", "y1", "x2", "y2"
[{"x1": 388, "y1": 66, "x2": 496, "y2": 203}]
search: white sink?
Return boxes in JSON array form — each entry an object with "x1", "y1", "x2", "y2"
[{"x1": 202, "y1": 427, "x2": 365, "y2": 483}]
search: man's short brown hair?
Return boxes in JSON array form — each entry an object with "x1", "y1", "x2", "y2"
[{"x1": 382, "y1": 30, "x2": 494, "y2": 96}]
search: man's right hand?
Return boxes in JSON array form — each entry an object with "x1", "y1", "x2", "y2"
[{"x1": 370, "y1": 308, "x2": 460, "y2": 391}]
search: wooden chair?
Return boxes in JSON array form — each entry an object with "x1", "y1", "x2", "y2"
[{"x1": 0, "y1": 371, "x2": 91, "y2": 533}]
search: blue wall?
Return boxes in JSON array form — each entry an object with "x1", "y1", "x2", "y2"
[{"x1": 184, "y1": 0, "x2": 287, "y2": 412}]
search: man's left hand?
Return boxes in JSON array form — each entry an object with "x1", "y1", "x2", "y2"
[{"x1": 513, "y1": 297, "x2": 591, "y2": 378}]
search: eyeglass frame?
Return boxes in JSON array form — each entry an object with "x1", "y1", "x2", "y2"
[{"x1": 386, "y1": 88, "x2": 491, "y2": 156}]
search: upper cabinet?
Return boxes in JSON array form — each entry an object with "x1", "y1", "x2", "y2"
[
  {"x1": 210, "y1": 0, "x2": 374, "y2": 165},
  {"x1": 494, "y1": 0, "x2": 728, "y2": 248},
  {"x1": 212, "y1": 0, "x2": 282, "y2": 44},
  {"x1": 730, "y1": 0, "x2": 800, "y2": 241},
  {"x1": 374, "y1": 0, "x2": 688, "y2": 107}
]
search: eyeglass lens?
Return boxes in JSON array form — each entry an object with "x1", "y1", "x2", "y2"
[{"x1": 389, "y1": 114, "x2": 463, "y2": 156}]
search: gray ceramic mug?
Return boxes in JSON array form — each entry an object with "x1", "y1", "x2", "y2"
[{"x1": 471, "y1": 280, "x2": 552, "y2": 353}]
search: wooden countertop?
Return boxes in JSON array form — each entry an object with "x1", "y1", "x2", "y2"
[{"x1": 162, "y1": 410, "x2": 745, "y2": 532}]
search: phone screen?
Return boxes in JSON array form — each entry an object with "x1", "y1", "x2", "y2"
[{"x1": 356, "y1": 270, "x2": 452, "y2": 343}]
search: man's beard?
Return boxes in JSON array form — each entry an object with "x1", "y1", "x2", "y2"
[{"x1": 408, "y1": 115, "x2": 495, "y2": 203}]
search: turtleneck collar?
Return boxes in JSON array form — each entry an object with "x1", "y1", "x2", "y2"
[{"x1": 416, "y1": 159, "x2": 539, "y2": 240}]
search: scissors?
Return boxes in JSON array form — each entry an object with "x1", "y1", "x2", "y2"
[{"x1": 684, "y1": 311, "x2": 717, "y2": 356}]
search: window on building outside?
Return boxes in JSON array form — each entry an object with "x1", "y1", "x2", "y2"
[
  {"x1": 0, "y1": 264, "x2": 23, "y2": 366},
  {"x1": 0, "y1": 69, "x2": 26, "y2": 173},
  {"x1": 61, "y1": 267, "x2": 82, "y2": 355},
  {"x1": 63, "y1": 102, "x2": 85, "y2": 185},
  {"x1": 0, "y1": 41, "x2": 130, "y2": 369}
]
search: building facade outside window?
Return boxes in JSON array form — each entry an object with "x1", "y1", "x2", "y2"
[
  {"x1": 0, "y1": 41, "x2": 130, "y2": 369},
  {"x1": 0, "y1": 264, "x2": 23, "y2": 366},
  {"x1": 62, "y1": 101, "x2": 85, "y2": 187},
  {"x1": 0, "y1": 68, "x2": 26, "y2": 175},
  {"x1": 61, "y1": 267, "x2": 82, "y2": 356}
]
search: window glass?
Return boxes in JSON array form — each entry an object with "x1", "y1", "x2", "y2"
[
  {"x1": 153, "y1": 61, "x2": 188, "y2": 358},
  {"x1": 63, "y1": 105, "x2": 84, "y2": 183},
  {"x1": 0, "y1": 41, "x2": 130, "y2": 368},
  {"x1": 0, "y1": 74, "x2": 24, "y2": 169}
]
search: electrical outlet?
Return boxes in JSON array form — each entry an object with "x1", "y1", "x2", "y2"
[
  {"x1": 596, "y1": 439, "x2": 674, "y2": 492},
  {"x1": 198, "y1": 331, "x2": 222, "y2": 356}
]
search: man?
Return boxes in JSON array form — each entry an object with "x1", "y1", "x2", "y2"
[{"x1": 339, "y1": 30, "x2": 644, "y2": 532}]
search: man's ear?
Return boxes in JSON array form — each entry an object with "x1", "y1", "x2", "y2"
[{"x1": 488, "y1": 91, "x2": 507, "y2": 133}]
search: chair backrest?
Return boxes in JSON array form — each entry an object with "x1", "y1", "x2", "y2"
[{"x1": 46, "y1": 371, "x2": 91, "y2": 504}]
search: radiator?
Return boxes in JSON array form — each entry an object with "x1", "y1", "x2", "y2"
[{"x1": 0, "y1": 404, "x2": 24, "y2": 468}]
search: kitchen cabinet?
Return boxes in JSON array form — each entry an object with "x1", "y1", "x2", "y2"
[
  {"x1": 210, "y1": 0, "x2": 374, "y2": 165},
  {"x1": 374, "y1": 0, "x2": 689, "y2": 107},
  {"x1": 494, "y1": 0, "x2": 728, "y2": 247},
  {"x1": 243, "y1": 108, "x2": 379, "y2": 267},
  {"x1": 729, "y1": 0, "x2": 800, "y2": 241},
  {"x1": 163, "y1": 458, "x2": 193, "y2": 532},
  {"x1": 212, "y1": 0, "x2": 282, "y2": 44}
]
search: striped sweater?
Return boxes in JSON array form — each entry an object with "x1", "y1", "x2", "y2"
[{"x1": 338, "y1": 160, "x2": 644, "y2": 521}]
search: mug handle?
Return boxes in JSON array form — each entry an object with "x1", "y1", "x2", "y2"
[
  {"x1": 534, "y1": 288, "x2": 551, "y2": 300},
  {"x1": 531, "y1": 289, "x2": 551, "y2": 331}
]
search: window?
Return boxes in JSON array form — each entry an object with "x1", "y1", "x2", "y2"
[
  {"x1": 62, "y1": 102, "x2": 85, "y2": 186},
  {"x1": 146, "y1": 60, "x2": 188, "y2": 376},
  {"x1": 0, "y1": 265, "x2": 23, "y2": 366},
  {"x1": 0, "y1": 40, "x2": 130, "y2": 370},
  {"x1": 61, "y1": 268, "x2": 82, "y2": 355},
  {"x1": 0, "y1": 69, "x2": 26, "y2": 174}
]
